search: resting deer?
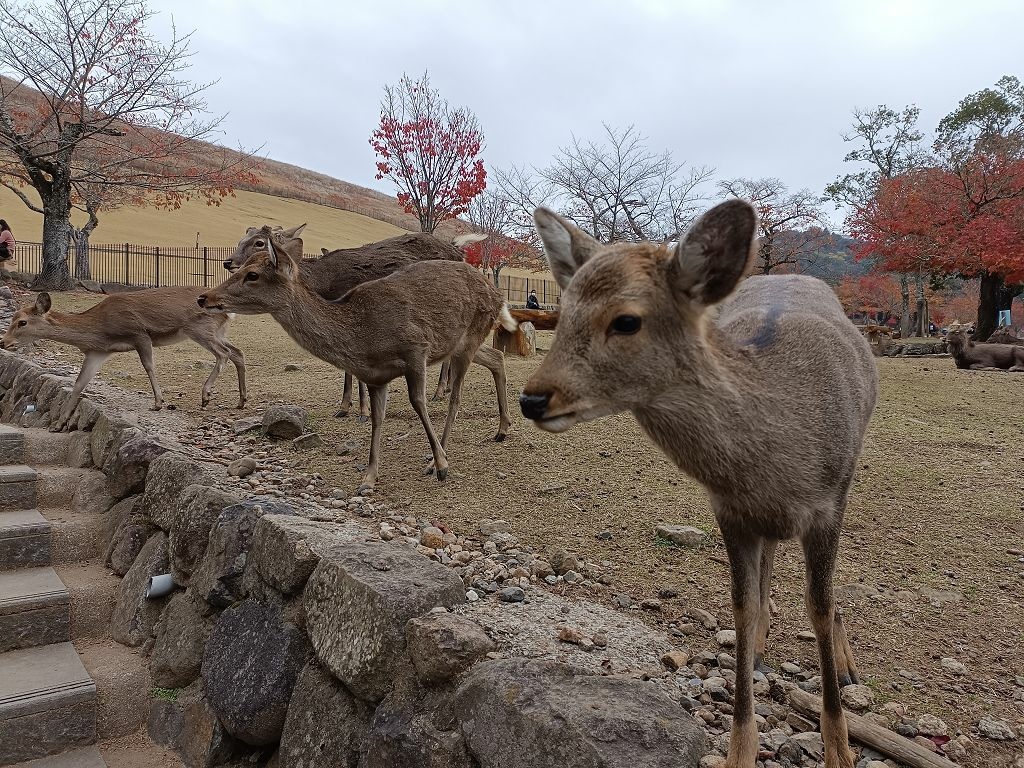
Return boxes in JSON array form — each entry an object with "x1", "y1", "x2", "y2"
[
  {"x1": 1, "y1": 288, "x2": 246, "y2": 430},
  {"x1": 225, "y1": 225, "x2": 489, "y2": 420},
  {"x1": 945, "y1": 321, "x2": 1024, "y2": 371},
  {"x1": 200, "y1": 226, "x2": 516, "y2": 488},
  {"x1": 519, "y1": 200, "x2": 877, "y2": 768}
]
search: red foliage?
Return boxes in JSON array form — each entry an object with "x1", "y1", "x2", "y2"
[
  {"x1": 462, "y1": 236, "x2": 542, "y2": 276},
  {"x1": 849, "y1": 160, "x2": 1024, "y2": 282},
  {"x1": 835, "y1": 274, "x2": 903, "y2": 319}
]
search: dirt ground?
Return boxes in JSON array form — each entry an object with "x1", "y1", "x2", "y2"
[{"x1": 27, "y1": 291, "x2": 1024, "y2": 766}]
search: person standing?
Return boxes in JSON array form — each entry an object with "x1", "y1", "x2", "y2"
[{"x1": 0, "y1": 220, "x2": 15, "y2": 278}]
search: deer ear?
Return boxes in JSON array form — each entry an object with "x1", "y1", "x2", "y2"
[
  {"x1": 35, "y1": 292, "x2": 51, "y2": 314},
  {"x1": 281, "y1": 223, "x2": 306, "y2": 239},
  {"x1": 672, "y1": 199, "x2": 757, "y2": 306},
  {"x1": 533, "y1": 208, "x2": 599, "y2": 290}
]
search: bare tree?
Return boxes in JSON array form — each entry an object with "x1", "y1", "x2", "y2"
[
  {"x1": 464, "y1": 185, "x2": 544, "y2": 286},
  {"x1": 719, "y1": 177, "x2": 834, "y2": 275},
  {"x1": 0, "y1": 0, "x2": 249, "y2": 289}
]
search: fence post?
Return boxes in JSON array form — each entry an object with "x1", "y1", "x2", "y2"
[
  {"x1": 155, "y1": 247, "x2": 160, "y2": 287},
  {"x1": 124, "y1": 243, "x2": 129, "y2": 285},
  {"x1": 203, "y1": 247, "x2": 208, "y2": 287}
]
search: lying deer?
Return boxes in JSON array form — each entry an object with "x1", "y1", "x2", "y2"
[
  {"x1": 225, "y1": 225, "x2": 489, "y2": 420},
  {"x1": 520, "y1": 200, "x2": 877, "y2": 768},
  {"x1": 200, "y1": 226, "x2": 516, "y2": 488},
  {"x1": 946, "y1": 321, "x2": 1024, "y2": 371},
  {"x1": 1, "y1": 288, "x2": 246, "y2": 430}
]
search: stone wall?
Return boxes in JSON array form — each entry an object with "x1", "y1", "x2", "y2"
[{"x1": 0, "y1": 349, "x2": 708, "y2": 768}]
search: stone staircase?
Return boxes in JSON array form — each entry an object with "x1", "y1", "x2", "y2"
[{"x1": 0, "y1": 425, "x2": 150, "y2": 767}]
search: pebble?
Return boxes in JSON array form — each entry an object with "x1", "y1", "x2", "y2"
[
  {"x1": 654, "y1": 523, "x2": 707, "y2": 548},
  {"x1": 796, "y1": 630, "x2": 815, "y2": 641},
  {"x1": 420, "y1": 526, "x2": 445, "y2": 550},
  {"x1": 283, "y1": 363, "x2": 303, "y2": 371},
  {"x1": 840, "y1": 684, "x2": 875, "y2": 711},
  {"x1": 227, "y1": 457, "x2": 257, "y2": 478},
  {"x1": 291, "y1": 432, "x2": 323, "y2": 450},
  {"x1": 499, "y1": 586, "x2": 526, "y2": 603},
  {"x1": 661, "y1": 650, "x2": 690, "y2": 671},
  {"x1": 916, "y1": 713, "x2": 949, "y2": 737},
  {"x1": 687, "y1": 607, "x2": 718, "y2": 630},
  {"x1": 612, "y1": 593, "x2": 633, "y2": 609},
  {"x1": 977, "y1": 717, "x2": 1016, "y2": 740},
  {"x1": 780, "y1": 661, "x2": 802, "y2": 675},
  {"x1": 466, "y1": 589, "x2": 480, "y2": 602},
  {"x1": 940, "y1": 657, "x2": 967, "y2": 675},
  {"x1": 714, "y1": 630, "x2": 736, "y2": 648},
  {"x1": 563, "y1": 570, "x2": 583, "y2": 584}
]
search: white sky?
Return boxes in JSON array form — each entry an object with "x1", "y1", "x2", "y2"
[{"x1": 148, "y1": 0, "x2": 1024, "y2": 224}]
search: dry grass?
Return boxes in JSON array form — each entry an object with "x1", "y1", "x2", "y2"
[{"x1": 30, "y1": 290, "x2": 1024, "y2": 767}]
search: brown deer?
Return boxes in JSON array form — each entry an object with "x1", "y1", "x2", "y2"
[
  {"x1": 945, "y1": 321, "x2": 1024, "y2": 370},
  {"x1": 519, "y1": 200, "x2": 877, "y2": 768},
  {"x1": 1, "y1": 287, "x2": 246, "y2": 430},
  {"x1": 199, "y1": 227, "x2": 516, "y2": 488},
  {"x1": 225, "y1": 225, "x2": 488, "y2": 419}
]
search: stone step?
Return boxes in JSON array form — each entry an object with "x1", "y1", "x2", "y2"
[
  {"x1": 0, "y1": 567, "x2": 70, "y2": 653},
  {"x1": 56, "y1": 562, "x2": 116, "y2": 640},
  {"x1": 36, "y1": 469, "x2": 109, "y2": 516},
  {"x1": 3, "y1": 745, "x2": 106, "y2": 768},
  {"x1": 0, "y1": 642, "x2": 97, "y2": 765},
  {"x1": 0, "y1": 510, "x2": 51, "y2": 571},
  {"x1": 20, "y1": 430, "x2": 72, "y2": 469},
  {"x1": 45, "y1": 509, "x2": 107, "y2": 568},
  {"x1": 0, "y1": 466, "x2": 38, "y2": 512},
  {"x1": 78, "y1": 643, "x2": 149, "y2": 741},
  {"x1": 0, "y1": 425, "x2": 25, "y2": 466}
]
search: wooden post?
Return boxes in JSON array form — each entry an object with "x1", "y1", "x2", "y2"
[
  {"x1": 786, "y1": 686, "x2": 959, "y2": 768},
  {"x1": 203, "y1": 247, "x2": 209, "y2": 288},
  {"x1": 124, "y1": 243, "x2": 129, "y2": 285},
  {"x1": 155, "y1": 246, "x2": 160, "y2": 287}
]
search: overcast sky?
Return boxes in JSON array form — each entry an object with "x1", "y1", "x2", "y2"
[{"x1": 148, "y1": 0, "x2": 1022, "y2": 226}]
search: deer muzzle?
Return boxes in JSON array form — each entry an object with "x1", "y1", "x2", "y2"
[{"x1": 518, "y1": 392, "x2": 551, "y2": 420}]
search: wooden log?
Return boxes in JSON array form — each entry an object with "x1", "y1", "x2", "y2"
[
  {"x1": 786, "y1": 686, "x2": 960, "y2": 768},
  {"x1": 507, "y1": 308, "x2": 559, "y2": 331}
]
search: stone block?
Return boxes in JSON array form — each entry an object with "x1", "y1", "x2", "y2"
[
  {"x1": 250, "y1": 514, "x2": 365, "y2": 595},
  {"x1": 103, "y1": 434, "x2": 168, "y2": 500},
  {"x1": 151, "y1": 592, "x2": 213, "y2": 690},
  {"x1": 110, "y1": 531, "x2": 169, "y2": 647},
  {"x1": 406, "y1": 611, "x2": 495, "y2": 685},
  {"x1": 262, "y1": 405, "x2": 307, "y2": 439},
  {"x1": 137, "y1": 453, "x2": 212, "y2": 531},
  {"x1": 168, "y1": 485, "x2": 241, "y2": 584}
]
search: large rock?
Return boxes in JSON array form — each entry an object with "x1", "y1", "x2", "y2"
[
  {"x1": 278, "y1": 660, "x2": 371, "y2": 768},
  {"x1": 191, "y1": 499, "x2": 298, "y2": 610},
  {"x1": 304, "y1": 541, "x2": 466, "y2": 702},
  {"x1": 362, "y1": 689, "x2": 473, "y2": 768},
  {"x1": 250, "y1": 514, "x2": 365, "y2": 595},
  {"x1": 201, "y1": 600, "x2": 310, "y2": 746},
  {"x1": 455, "y1": 659, "x2": 708, "y2": 768},
  {"x1": 151, "y1": 592, "x2": 213, "y2": 689},
  {"x1": 168, "y1": 485, "x2": 241, "y2": 584},
  {"x1": 138, "y1": 453, "x2": 212, "y2": 531},
  {"x1": 406, "y1": 611, "x2": 495, "y2": 685},
  {"x1": 104, "y1": 434, "x2": 170, "y2": 499},
  {"x1": 148, "y1": 684, "x2": 243, "y2": 768},
  {"x1": 105, "y1": 513, "x2": 159, "y2": 577},
  {"x1": 262, "y1": 405, "x2": 307, "y2": 439},
  {"x1": 90, "y1": 414, "x2": 136, "y2": 471},
  {"x1": 111, "y1": 531, "x2": 170, "y2": 647}
]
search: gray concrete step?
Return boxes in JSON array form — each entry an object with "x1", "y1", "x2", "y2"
[
  {"x1": 0, "y1": 510, "x2": 51, "y2": 571},
  {"x1": 78, "y1": 643, "x2": 149, "y2": 741},
  {"x1": 19, "y1": 430, "x2": 71, "y2": 470},
  {"x1": 0, "y1": 642, "x2": 97, "y2": 764},
  {"x1": 0, "y1": 466, "x2": 37, "y2": 512},
  {"x1": 56, "y1": 562, "x2": 116, "y2": 641},
  {"x1": 0, "y1": 425, "x2": 25, "y2": 467},
  {"x1": 0, "y1": 567, "x2": 69, "y2": 653},
  {"x1": 48, "y1": 510, "x2": 107, "y2": 567},
  {"x1": 3, "y1": 745, "x2": 106, "y2": 768},
  {"x1": 36, "y1": 468, "x2": 109, "y2": 516}
]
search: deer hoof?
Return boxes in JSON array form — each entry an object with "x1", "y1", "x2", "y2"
[
  {"x1": 422, "y1": 465, "x2": 436, "y2": 476},
  {"x1": 436, "y1": 467, "x2": 448, "y2": 482},
  {"x1": 149, "y1": 404, "x2": 163, "y2": 412},
  {"x1": 493, "y1": 432, "x2": 507, "y2": 442},
  {"x1": 357, "y1": 415, "x2": 369, "y2": 423},
  {"x1": 334, "y1": 408, "x2": 348, "y2": 418}
]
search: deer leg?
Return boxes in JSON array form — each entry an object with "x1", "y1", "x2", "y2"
[
  {"x1": 439, "y1": 355, "x2": 472, "y2": 451},
  {"x1": 53, "y1": 351, "x2": 109, "y2": 432},
  {"x1": 336, "y1": 373, "x2": 354, "y2": 417},
  {"x1": 359, "y1": 384, "x2": 388, "y2": 491},
  {"x1": 224, "y1": 341, "x2": 247, "y2": 408},
  {"x1": 719, "y1": 520, "x2": 763, "y2": 768},
  {"x1": 801, "y1": 523, "x2": 855, "y2": 768},
  {"x1": 134, "y1": 338, "x2": 164, "y2": 411},
  {"x1": 833, "y1": 608, "x2": 860, "y2": 687},
  {"x1": 405, "y1": 365, "x2": 449, "y2": 481},
  {"x1": 754, "y1": 538, "x2": 778, "y2": 674},
  {"x1": 358, "y1": 381, "x2": 369, "y2": 421},
  {"x1": 200, "y1": 353, "x2": 226, "y2": 408},
  {"x1": 472, "y1": 345, "x2": 512, "y2": 441},
  {"x1": 431, "y1": 360, "x2": 450, "y2": 400}
]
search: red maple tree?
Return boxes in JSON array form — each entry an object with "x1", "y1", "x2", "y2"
[
  {"x1": 462, "y1": 236, "x2": 544, "y2": 286},
  {"x1": 370, "y1": 72, "x2": 486, "y2": 233}
]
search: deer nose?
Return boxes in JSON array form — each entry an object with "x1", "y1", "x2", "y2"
[
  {"x1": 519, "y1": 392, "x2": 550, "y2": 420},
  {"x1": 197, "y1": 295, "x2": 207, "y2": 308},
  {"x1": 222, "y1": 260, "x2": 233, "y2": 271}
]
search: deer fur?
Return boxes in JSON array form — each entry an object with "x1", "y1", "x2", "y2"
[
  {"x1": 201, "y1": 227, "x2": 515, "y2": 488},
  {"x1": 946, "y1": 321, "x2": 1024, "y2": 370},
  {"x1": 519, "y1": 200, "x2": 877, "y2": 768},
  {"x1": 1, "y1": 287, "x2": 246, "y2": 430},
  {"x1": 225, "y1": 225, "x2": 489, "y2": 418},
  {"x1": 984, "y1": 326, "x2": 1024, "y2": 345}
]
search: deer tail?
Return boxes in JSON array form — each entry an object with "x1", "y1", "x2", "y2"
[
  {"x1": 453, "y1": 232, "x2": 487, "y2": 248},
  {"x1": 498, "y1": 304, "x2": 518, "y2": 332}
]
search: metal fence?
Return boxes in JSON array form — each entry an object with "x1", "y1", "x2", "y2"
[{"x1": 12, "y1": 241, "x2": 562, "y2": 306}]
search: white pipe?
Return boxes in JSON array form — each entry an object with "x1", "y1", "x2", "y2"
[{"x1": 145, "y1": 573, "x2": 175, "y2": 599}]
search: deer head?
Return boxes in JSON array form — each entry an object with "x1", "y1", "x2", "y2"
[
  {"x1": 201, "y1": 227, "x2": 300, "y2": 314},
  {"x1": 519, "y1": 199, "x2": 757, "y2": 431},
  {"x1": 223, "y1": 223, "x2": 306, "y2": 272},
  {"x1": 1, "y1": 292, "x2": 53, "y2": 349}
]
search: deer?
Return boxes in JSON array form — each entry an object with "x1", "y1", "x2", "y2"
[
  {"x1": 1, "y1": 287, "x2": 246, "y2": 431},
  {"x1": 224, "y1": 225, "x2": 490, "y2": 420},
  {"x1": 519, "y1": 200, "x2": 877, "y2": 768},
  {"x1": 945, "y1": 321, "x2": 1024, "y2": 370},
  {"x1": 199, "y1": 226, "x2": 516, "y2": 489}
]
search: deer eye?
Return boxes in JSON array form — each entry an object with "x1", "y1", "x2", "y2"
[
  {"x1": 253, "y1": 239, "x2": 265, "y2": 248},
  {"x1": 610, "y1": 315, "x2": 642, "y2": 335},
  {"x1": 244, "y1": 272, "x2": 259, "y2": 282},
  {"x1": 17, "y1": 320, "x2": 27, "y2": 327}
]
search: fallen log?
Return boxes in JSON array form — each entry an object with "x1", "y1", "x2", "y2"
[
  {"x1": 493, "y1": 309, "x2": 560, "y2": 356},
  {"x1": 786, "y1": 686, "x2": 959, "y2": 768}
]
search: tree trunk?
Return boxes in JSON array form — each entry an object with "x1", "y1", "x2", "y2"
[
  {"x1": 913, "y1": 273, "x2": 928, "y2": 337},
  {"x1": 976, "y1": 271, "x2": 1003, "y2": 341},
  {"x1": 491, "y1": 265, "x2": 502, "y2": 289},
  {"x1": 71, "y1": 229, "x2": 91, "y2": 280},
  {"x1": 899, "y1": 273, "x2": 911, "y2": 337},
  {"x1": 35, "y1": 193, "x2": 73, "y2": 290}
]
